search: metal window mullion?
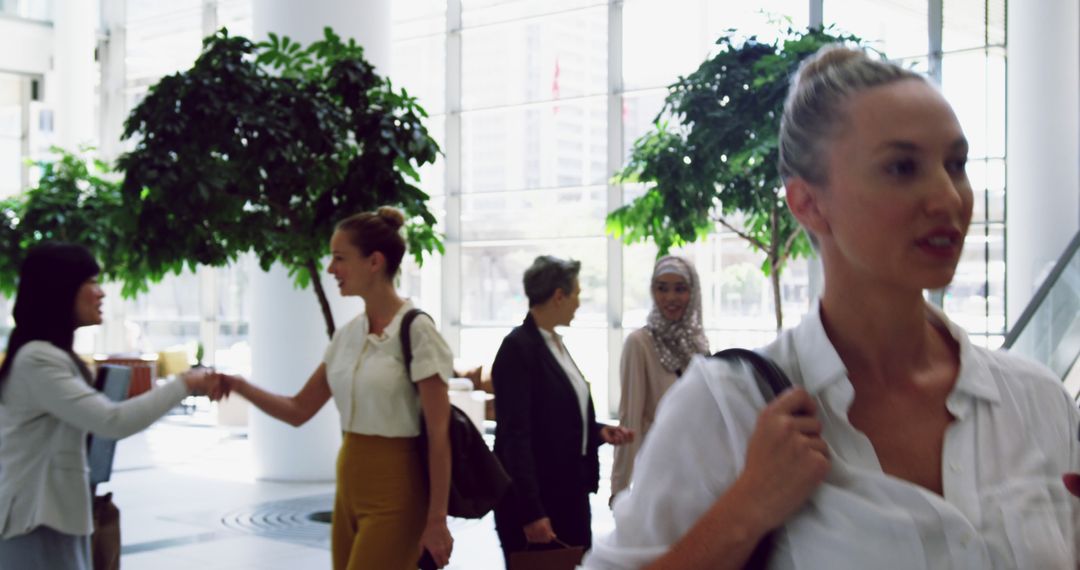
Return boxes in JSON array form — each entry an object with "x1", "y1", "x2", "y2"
[
  {"x1": 202, "y1": 0, "x2": 218, "y2": 37},
  {"x1": 928, "y1": 0, "x2": 943, "y2": 84},
  {"x1": 809, "y1": 0, "x2": 823, "y2": 29},
  {"x1": 443, "y1": 0, "x2": 463, "y2": 353},
  {"x1": 605, "y1": 0, "x2": 624, "y2": 419}
]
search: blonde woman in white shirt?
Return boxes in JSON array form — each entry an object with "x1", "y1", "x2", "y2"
[
  {"x1": 219, "y1": 207, "x2": 454, "y2": 570},
  {"x1": 586, "y1": 45, "x2": 1080, "y2": 569}
]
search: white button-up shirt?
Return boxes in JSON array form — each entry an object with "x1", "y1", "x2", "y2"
[
  {"x1": 323, "y1": 300, "x2": 453, "y2": 437},
  {"x1": 538, "y1": 327, "x2": 590, "y2": 455},
  {"x1": 585, "y1": 303, "x2": 1080, "y2": 569}
]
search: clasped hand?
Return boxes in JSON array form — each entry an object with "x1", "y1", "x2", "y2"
[{"x1": 178, "y1": 368, "x2": 237, "y2": 401}]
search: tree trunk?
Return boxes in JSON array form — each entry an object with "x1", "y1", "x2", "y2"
[
  {"x1": 770, "y1": 205, "x2": 783, "y2": 331},
  {"x1": 306, "y1": 258, "x2": 336, "y2": 339},
  {"x1": 771, "y1": 258, "x2": 782, "y2": 331}
]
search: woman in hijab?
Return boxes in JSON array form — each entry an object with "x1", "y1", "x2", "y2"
[{"x1": 610, "y1": 255, "x2": 708, "y2": 502}]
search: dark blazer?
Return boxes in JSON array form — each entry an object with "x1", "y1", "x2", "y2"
[{"x1": 492, "y1": 313, "x2": 603, "y2": 527}]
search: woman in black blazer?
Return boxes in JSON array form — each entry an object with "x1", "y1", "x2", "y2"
[{"x1": 492, "y1": 255, "x2": 633, "y2": 565}]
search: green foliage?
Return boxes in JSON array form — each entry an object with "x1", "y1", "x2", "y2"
[
  {"x1": 609, "y1": 26, "x2": 862, "y2": 328},
  {"x1": 117, "y1": 28, "x2": 443, "y2": 336},
  {"x1": 0, "y1": 148, "x2": 125, "y2": 297},
  {"x1": 612, "y1": 26, "x2": 858, "y2": 261}
]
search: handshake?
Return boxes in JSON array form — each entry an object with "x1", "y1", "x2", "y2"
[{"x1": 178, "y1": 369, "x2": 245, "y2": 401}]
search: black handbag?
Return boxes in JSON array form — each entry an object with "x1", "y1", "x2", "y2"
[
  {"x1": 710, "y1": 348, "x2": 794, "y2": 570},
  {"x1": 401, "y1": 308, "x2": 512, "y2": 519}
]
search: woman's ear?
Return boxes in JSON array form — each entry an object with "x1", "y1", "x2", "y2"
[
  {"x1": 369, "y1": 251, "x2": 386, "y2": 273},
  {"x1": 785, "y1": 177, "x2": 830, "y2": 239}
]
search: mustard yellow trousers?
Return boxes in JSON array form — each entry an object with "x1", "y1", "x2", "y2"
[{"x1": 332, "y1": 433, "x2": 427, "y2": 570}]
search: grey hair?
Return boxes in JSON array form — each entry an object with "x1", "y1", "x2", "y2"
[
  {"x1": 778, "y1": 44, "x2": 925, "y2": 185},
  {"x1": 523, "y1": 255, "x2": 581, "y2": 307}
]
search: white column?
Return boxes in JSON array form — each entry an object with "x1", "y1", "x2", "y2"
[
  {"x1": 52, "y1": 0, "x2": 97, "y2": 149},
  {"x1": 1006, "y1": 0, "x2": 1080, "y2": 327},
  {"x1": 249, "y1": 0, "x2": 389, "y2": 481},
  {"x1": 605, "y1": 0, "x2": 624, "y2": 419}
]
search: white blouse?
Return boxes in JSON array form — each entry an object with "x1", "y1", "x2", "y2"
[
  {"x1": 323, "y1": 300, "x2": 453, "y2": 437},
  {"x1": 585, "y1": 303, "x2": 1080, "y2": 570},
  {"x1": 539, "y1": 326, "x2": 590, "y2": 455}
]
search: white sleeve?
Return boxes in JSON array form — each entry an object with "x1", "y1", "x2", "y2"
[
  {"x1": 408, "y1": 314, "x2": 454, "y2": 384},
  {"x1": 584, "y1": 358, "x2": 753, "y2": 569},
  {"x1": 18, "y1": 345, "x2": 190, "y2": 440}
]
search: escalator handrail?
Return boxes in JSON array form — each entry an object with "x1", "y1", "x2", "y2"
[{"x1": 1003, "y1": 229, "x2": 1080, "y2": 349}]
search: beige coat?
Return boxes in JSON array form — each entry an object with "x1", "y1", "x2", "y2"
[
  {"x1": 0, "y1": 341, "x2": 189, "y2": 538},
  {"x1": 611, "y1": 329, "x2": 679, "y2": 500}
]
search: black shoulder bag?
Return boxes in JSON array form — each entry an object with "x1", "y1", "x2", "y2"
[
  {"x1": 401, "y1": 308, "x2": 512, "y2": 519},
  {"x1": 710, "y1": 348, "x2": 795, "y2": 570}
]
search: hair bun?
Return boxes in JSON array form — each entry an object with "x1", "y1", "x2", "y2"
[
  {"x1": 794, "y1": 44, "x2": 868, "y2": 88},
  {"x1": 376, "y1": 206, "x2": 405, "y2": 230}
]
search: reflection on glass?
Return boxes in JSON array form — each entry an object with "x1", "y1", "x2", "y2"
[
  {"x1": 393, "y1": 0, "x2": 446, "y2": 38},
  {"x1": 126, "y1": 1, "x2": 204, "y2": 86},
  {"x1": 944, "y1": 0, "x2": 1006, "y2": 51},
  {"x1": 462, "y1": 98, "x2": 608, "y2": 193},
  {"x1": 462, "y1": 0, "x2": 605, "y2": 28},
  {"x1": 0, "y1": 0, "x2": 51, "y2": 20},
  {"x1": 945, "y1": 224, "x2": 1004, "y2": 335},
  {"x1": 462, "y1": 7, "x2": 607, "y2": 109},
  {"x1": 391, "y1": 35, "x2": 448, "y2": 115},
  {"x1": 461, "y1": 186, "x2": 606, "y2": 241},
  {"x1": 461, "y1": 238, "x2": 606, "y2": 326},
  {"x1": 623, "y1": 0, "x2": 808, "y2": 90},
  {"x1": 824, "y1": 0, "x2": 928, "y2": 59}
]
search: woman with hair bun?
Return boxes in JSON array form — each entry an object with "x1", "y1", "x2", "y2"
[
  {"x1": 585, "y1": 44, "x2": 1080, "y2": 569},
  {"x1": 218, "y1": 207, "x2": 455, "y2": 569}
]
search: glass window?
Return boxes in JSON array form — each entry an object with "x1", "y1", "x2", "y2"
[
  {"x1": 126, "y1": 0, "x2": 205, "y2": 88},
  {"x1": 945, "y1": 223, "x2": 1004, "y2": 336},
  {"x1": 461, "y1": 98, "x2": 608, "y2": 193},
  {"x1": 462, "y1": 0, "x2": 606, "y2": 28},
  {"x1": 461, "y1": 7, "x2": 607, "y2": 109},
  {"x1": 0, "y1": 73, "x2": 23, "y2": 199},
  {"x1": 823, "y1": 0, "x2": 928, "y2": 59},
  {"x1": 392, "y1": 35, "x2": 448, "y2": 115},
  {"x1": 944, "y1": 0, "x2": 1006, "y2": 51},
  {"x1": 461, "y1": 186, "x2": 607, "y2": 241},
  {"x1": 623, "y1": 0, "x2": 808, "y2": 91},
  {"x1": 461, "y1": 237, "x2": 607, "y2": 326},
  {"x1": 120, "y1": 272, "x2": 202, "y2": 353},
  {"x1": 393, "y1": 0, "x2": 445, "y2": 38},
  {"x1": 217, "y1": 0, "x2": 254, "y2": 38}
]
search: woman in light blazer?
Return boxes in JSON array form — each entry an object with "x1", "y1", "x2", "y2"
[{"x1": 0, "y1": 242, "x2": 216, "y2": 570}]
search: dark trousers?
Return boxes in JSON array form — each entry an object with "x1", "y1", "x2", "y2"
[{"x1": 495, "y1": 491, "x2": 592, "y2": 569}]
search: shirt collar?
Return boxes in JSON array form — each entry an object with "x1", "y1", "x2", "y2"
[
  {"x1": 791, "y1": 301, "x2": 1000, "y2": 409},
  {"x1": 364, "y1": 298, "x2": 415, "y2": 339},
  {"x1": 537, "y1": 326, "x2": 562, "y2": 344}
]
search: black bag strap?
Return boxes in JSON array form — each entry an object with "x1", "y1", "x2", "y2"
[
  {"x1": 400, "y1": 308, "x2": 428, "y2": 381},
  {"x1": 711, "y1": 348, "x2": 793, "y2": 403}
]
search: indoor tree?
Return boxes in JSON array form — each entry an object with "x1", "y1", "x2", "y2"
[
  {"x1": 608, "y1": 27, "x2": 860, "y2": 330},
  {"x1": 118, "y1": 27, "x2": 443, "y2": 338},
  {"x1": 0, "y1": 148, "x2": 126, "y2": 297}
]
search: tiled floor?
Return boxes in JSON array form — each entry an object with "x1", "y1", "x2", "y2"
[{"x1": 106, "y1": 408, "x2": 616, "y2": 569}]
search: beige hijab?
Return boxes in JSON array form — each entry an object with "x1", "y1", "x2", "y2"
[{"x1": 644, "y1": 256, "x2": 709, "y2": 374}]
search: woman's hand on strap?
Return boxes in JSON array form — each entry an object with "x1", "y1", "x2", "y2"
[{"x1": 733, "y1": 387, "x2": 831, "y2": 532}]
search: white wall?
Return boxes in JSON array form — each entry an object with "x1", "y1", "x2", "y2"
[
  {"x1": 0, "y1": 17, "x2": 51, "y2": 76},
  {"x1": 1006, "y1": 0, "x2": 1080, "y2": 326}
]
